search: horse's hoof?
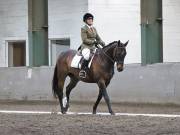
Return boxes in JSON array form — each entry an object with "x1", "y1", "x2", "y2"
[
  {"x1": 110, "y1": 111, "x2": 115, "y2": 115},
  {"x1": 64, "y1": 107, "x2": 68, "y2": 113},
  {"x1": 92, "y1": 111, "x2": 96, "y2": 114},
  {"x1": 61, "y1": 109, "x2": 67, "y2": 114}
]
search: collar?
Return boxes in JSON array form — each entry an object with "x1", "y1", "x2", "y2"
[{"x1": 86, "y1": 24, "x2": 93, "y2": 29}]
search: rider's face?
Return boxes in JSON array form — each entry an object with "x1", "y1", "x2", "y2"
[{"x1": 86, "y1": 18, "x2": 93, "y2": 26}]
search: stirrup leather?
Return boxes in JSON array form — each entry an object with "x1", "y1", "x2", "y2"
[{"x1": 79, "y1": 70, "x2": 86, "y2": 78}]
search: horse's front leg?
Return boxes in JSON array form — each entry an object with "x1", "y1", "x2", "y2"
[
  {"x1": 102, "y1": 88, "x2": 115, "y2": 115},
  {"x1": 97, "y1": 80, "x2": 114, "y2": 115},
  {"x1": 93, "y1": 89, "x2": 103, "y2": 114}
]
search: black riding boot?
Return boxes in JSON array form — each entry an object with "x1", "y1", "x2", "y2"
[{"x1": 79, "y1": 59, "x2": 89, "y2": 78}]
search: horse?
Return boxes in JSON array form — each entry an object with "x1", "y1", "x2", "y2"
[{"x1": 52, "y1": 40, "x2": 128, "y2": 115}]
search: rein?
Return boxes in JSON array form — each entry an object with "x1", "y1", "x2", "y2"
[{"x1": 101, "y1": 49, "x2": 116, "y2": 63}]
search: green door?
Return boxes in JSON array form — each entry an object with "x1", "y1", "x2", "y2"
[
  {"x1": 28, "y1": 0, "x2": 49, "y2": 67},
  {"x1": 141, "y1": 0, "x2": 163, "y2": 65}
]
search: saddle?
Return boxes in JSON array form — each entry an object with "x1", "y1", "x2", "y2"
[{"x1": 71, "y1": 49, "x2": 96, "y2": 69}]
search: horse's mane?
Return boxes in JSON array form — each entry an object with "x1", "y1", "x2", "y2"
[
  {"x1": 103, "y1": 41, "x2": 118, "y2": 51},
  {"x1": 107, "y1": 41, "x2": 118, "y2": 46}
]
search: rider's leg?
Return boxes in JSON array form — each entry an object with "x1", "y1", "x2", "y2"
[
  {"x1": 81, "y1": 58, "x2": 89, "y2": 70},
  {"x1": 79, "y1": 48, "x2": 91, "y2": 78},
  {"x1": 82, "y1": 48, "x2": 91, "y2": 60}
]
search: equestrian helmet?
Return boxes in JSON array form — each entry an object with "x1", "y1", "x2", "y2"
[{"x1": 83, "y1": 13, "x2": 94, "y2": 22}]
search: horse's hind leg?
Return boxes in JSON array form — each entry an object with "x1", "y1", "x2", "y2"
[
  {"x1": 64, "y1": 77, "x2": 78, "y2": 112},
  {"x1": 57, "y1": 77, "x2": 66, "y2": 114}
]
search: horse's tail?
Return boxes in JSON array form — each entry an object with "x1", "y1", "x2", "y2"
[{"x1": 52, "y1": 64, "x2": 58, "y2": 98}]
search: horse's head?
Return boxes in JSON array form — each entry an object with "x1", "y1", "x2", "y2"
[{"x1": 114, "y1": 40, "x2": 128, "y2": 72}]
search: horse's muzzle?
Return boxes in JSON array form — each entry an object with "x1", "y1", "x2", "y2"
[{"x1": 117, "y1": 64, "x2": 124, "y2": 72}]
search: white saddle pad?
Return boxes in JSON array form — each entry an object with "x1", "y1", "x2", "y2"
[{"x1": 71, "y1": 54, "x2": 82, "y2": 68}]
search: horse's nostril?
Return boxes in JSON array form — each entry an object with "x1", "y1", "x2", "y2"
[
  {"x1": 117, "y1": 63, "x2": 123, "y2": 69},
  {"x1": 119, "y1": 68, "x2": 123, "y2": 71},
  {"x1": 117, "y1": 64, "x2": 123, "y2": 69},
  {"x1": 117, "y1": 67, "x2": 123, "y2": 72}
]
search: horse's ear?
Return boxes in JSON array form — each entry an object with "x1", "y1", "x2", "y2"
[
  {"x1": 118, "y1": 40, "x2": 121, "y2": 46},
  {"x1": 124, "y1": 40, "x2": 129, "y2": 47}
]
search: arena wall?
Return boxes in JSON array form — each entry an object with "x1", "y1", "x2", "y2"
[{"x1": 0, "y1": 63, "x2": 180, "y2": 105}]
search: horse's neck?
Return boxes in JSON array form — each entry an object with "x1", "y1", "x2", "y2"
[
  {"x1": 103, "y1": 44, "x2": 116, "y2": 61},
  {"x1": 101, "y1": 45, "x2": 115, "y2": 74}
]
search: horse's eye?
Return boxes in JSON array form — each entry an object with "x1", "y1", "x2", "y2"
[
  {"x1": 117, "y1": 52, "x2": 121, "y2": 56},
  {"x1": 121, "y1": 50, "x2": 125, "y2": 55}
]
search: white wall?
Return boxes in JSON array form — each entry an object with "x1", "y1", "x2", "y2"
[
  {"x1": 163, "y1": 0, "x2": 180, "y2": 62},
  {"x1": 0, "y1": 0, "x2": 180, "y2": 67},
  {"x1": 0, "y1": 0, "x2": 88, "y2": 67},
  {"x1": 48, "y1": 0, "x2": 88, "y2": 50},
  {"x1": 88, "y1": 0, "x2": 141, "y2": 64},
  {"x1": 0, "y1": 0, "x2": 28, "y2": 67}
]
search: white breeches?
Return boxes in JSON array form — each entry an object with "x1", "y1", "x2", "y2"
[{"x1": 82, "y1": 48, "x2": 91, "y2": 60}]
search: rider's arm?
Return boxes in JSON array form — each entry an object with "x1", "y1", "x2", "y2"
[
  {"x1": 81, "y1": 28, "x2": 96, "y2": 45},
  {"x1": 94, "y1": 28, "x2": 105, "y2": 47}
]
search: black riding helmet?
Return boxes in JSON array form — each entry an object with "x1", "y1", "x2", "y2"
[{"x1": 83, "y1": 13, "x2": 94, "y2": 22}]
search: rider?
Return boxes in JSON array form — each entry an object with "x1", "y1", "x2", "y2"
[{"x1": 79, "y1": 13, "x2": 105, "y2": 78}]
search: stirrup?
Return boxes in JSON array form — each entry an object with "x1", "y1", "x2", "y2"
[{"x1": 79, "y1": 70, "x2": 86, "y2": 78}]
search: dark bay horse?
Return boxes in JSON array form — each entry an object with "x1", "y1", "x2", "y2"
[{"x1": 52, "y1": 40, "x2": 128, "y2": 115}]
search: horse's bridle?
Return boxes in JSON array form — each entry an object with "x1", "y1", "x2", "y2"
[
  {"x1": 113, "y1": 45, "x2": 125, "y2": 64},
  {"x1": 101, "y1": 45, "x2": 125, "y2": 64}
]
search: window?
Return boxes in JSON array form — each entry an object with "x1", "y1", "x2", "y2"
[
  {"x1": 8, "y1": 41, "x2": 26, "y2": 67},
  {"x1": 50, "y1": 38, "x2": 70, "y2": 66}
]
